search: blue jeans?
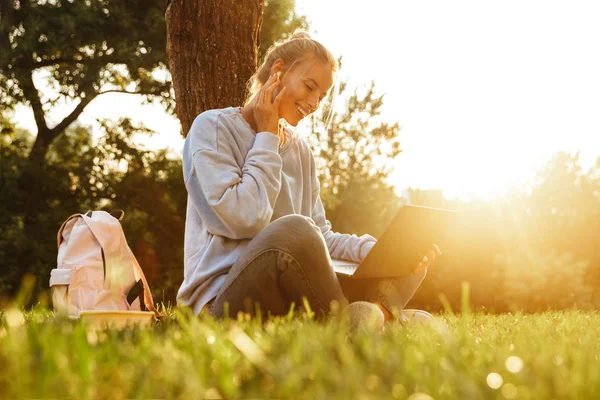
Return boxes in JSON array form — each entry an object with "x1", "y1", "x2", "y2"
[{"x1": 209, "y1": 214, "x2": 427, "y2": 319}]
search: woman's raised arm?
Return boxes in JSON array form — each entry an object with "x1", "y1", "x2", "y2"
[{"x1": 183, "y1": 113, "x2": 283, "y2": 239}]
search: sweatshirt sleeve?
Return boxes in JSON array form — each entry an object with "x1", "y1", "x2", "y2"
[
  {"x1": 184, "y1": 113, "x2": 283, "y2": 239},
  {"x1": 305, "y1": 139, "x2": 376, "y2": 261},
  {"x1": 311, "y1": 193, "x2": 377, "y2": 262}
]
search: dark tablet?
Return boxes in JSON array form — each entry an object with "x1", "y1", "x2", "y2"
[{"x1": 333, "y1": 204, "x2": 457, "y2": 279}]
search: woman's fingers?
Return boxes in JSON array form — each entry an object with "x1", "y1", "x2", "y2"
[
  {"x1": 253, "y1": 73, "x2": 285, "y2": 134},
  {"x1": 257, "y1": 73, "x2": 276, "y2": 105},
  {"x1": 429, "y1": 249, "x2": 436, "y2": 262},
  {"x1": 265, "y1": 72, "x2": 281, "y2": 103},
  {"x1": 258, "y1": 73, "x2": 279, "y2": 107},
  {"x1": 415, "y1": 246, "x2": 442, "y2": 274},
  {"x1": 415, "y1": 259, "x2": 427, "y2": 274},
  {"x1": 273, "y1": 86, "x2": 286, "y2": 107}
]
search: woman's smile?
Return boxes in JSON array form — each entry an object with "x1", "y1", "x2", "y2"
[
  {"x1": 277, "y1": 59, "x2": 334, "y2": 126},
  {"x1": 296, "y1": 104, "x2": 309, "y2": 119}
]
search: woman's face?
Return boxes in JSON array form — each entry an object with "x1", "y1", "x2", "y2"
[{"x1": 273, "y1": 58, "x2": 334, "y2": 126}]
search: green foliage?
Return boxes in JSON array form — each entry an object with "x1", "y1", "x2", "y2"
[
  {"x1": 526, "y1": 152, "x2": 600, "y2": 263},
  {"x1": 495, "y1": 251, "x2": 595, "y2": 311},
  {"x1": 0, "y1": 0, "x2": 171, "y2": 113},
  {"x1": 308, "y1": 81, "x2": 403, "y2": 237},
  {"x1": 0, "y1": 0, "x2": 305, "y2": 143},
  {"x1": 259, "y1": 0, "x2": 308, "y2": 62},
  {"x1": 1, "y1": 309, "x2": 599, "y2": 399},
  {"x1": 0, "y1": 118, "x2": 101, "y2": 296},
  {"x1": 0, "y1": 117, "x2": 184, "y2": 301}
]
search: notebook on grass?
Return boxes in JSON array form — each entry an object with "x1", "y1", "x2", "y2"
[{"x1": 332, "y1": 204, "x2": 457, "y2": 279}]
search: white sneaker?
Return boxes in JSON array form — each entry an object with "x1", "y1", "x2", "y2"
[
  {"x1": 398, "y1": 309, "x2": 435, "y2": 325},
  {"x1": 347, "y1": 301, "x2": 385, "y2": 331}
]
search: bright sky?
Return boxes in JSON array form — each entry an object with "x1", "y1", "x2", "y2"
[
  {"x1": 296, "y1": 0, "x2": 600, "y2": 200},
  {"x1": 14, "y1": 0, "x2": 600, "y2": 201}
]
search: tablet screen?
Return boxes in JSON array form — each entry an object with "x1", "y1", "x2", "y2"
[{"x1": 352, "y1": 205, "x2": 457, "y2": 279}]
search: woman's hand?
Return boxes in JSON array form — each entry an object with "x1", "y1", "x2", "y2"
[
  {"x1": 414, "y1": 244, "x2": 442, "y2": 274},
  {"x1": 253, "y1": 72, "x2": 287, "y2": 135}
]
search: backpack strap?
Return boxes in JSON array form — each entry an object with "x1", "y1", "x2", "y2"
[
  {"x1": 57, "y1": 214, "x2": 83, "y2": 250},
  {"x1": 80, "y1": 212, "x2": 132, "y2": 287},
  {"x1": 58, "y1": 213, "x2": 111, "y2": 279},
  {"x1": 126, "y1": 279, "x2": 144, "y2": 306},
  {"x1": 129, "y1": 248, "x2": 160, "y2": 318},
  {"x1": 80, "y1": 212, "x2": 122, "y2": 262}
]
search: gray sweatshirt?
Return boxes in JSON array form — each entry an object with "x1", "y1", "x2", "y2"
[{"x1": 177, "y1": 107, "x2": 376, "y2": 315}]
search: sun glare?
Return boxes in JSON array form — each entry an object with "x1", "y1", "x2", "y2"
[{"x1": 298, "y1": 0, "x2": 600, "y2": 202}]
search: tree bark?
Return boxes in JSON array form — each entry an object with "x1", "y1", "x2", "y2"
[{"x1": 165, "y1": 0, "x2": 264, "y2": 136}]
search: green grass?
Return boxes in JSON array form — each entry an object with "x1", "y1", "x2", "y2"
[{"x1": 1, "y1": 307, "x2": 599, "y2": 399}]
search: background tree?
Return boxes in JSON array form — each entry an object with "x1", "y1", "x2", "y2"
[
  {"x1": 0, "y1": 0, "x2": 175, "y2": 256},
  {"x1": 165, "y1": 0, "x2": 264, "y2": 135},
  {"x1": 0, "y1": 0, "x2": 172, "y2": 163},
  {"x1": 258, "y1": 0, "x2": 308, "y2": 62},
  {"x1": 1, "y1": 0, "x2": 309, "y2": 150},
  {"x1": 308, "y1": 81, "x2": 403, "y2": 237}
]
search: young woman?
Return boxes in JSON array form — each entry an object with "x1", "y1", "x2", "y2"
[{"x1": 177, "y1": 30, "x2": 439, "y2": 324}]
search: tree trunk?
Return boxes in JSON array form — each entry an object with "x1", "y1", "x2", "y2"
[{"x1": 165, "y1": 0, "x2": 264, "y2": 136}]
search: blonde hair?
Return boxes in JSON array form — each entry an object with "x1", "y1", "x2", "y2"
[{"x1": 245, "y1": 30, "x2": 339, "y2": 146}]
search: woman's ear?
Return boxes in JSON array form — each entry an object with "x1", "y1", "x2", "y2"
[{"x1": 270, "y1": 58, "x2": 285, "y2": 76}]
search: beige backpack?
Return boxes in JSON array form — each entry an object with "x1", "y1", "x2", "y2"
[{"x1": 49, "y1": 211, "x2": 159, "y2": 318}]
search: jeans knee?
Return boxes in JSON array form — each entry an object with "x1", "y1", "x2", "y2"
[
  {"x1": 266, "y1": 215, "x2": 327, "y2": 262},
  {"x1": 272, "y1": 214, "x2": 320, "y2": 239}
]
